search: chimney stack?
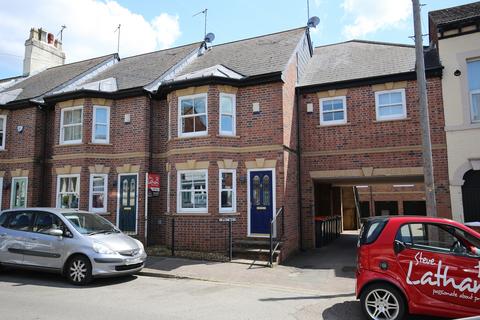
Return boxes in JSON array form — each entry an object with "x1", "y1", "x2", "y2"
[{"x1": 23, "y1": 27, "x2": 66, "y2": 76}]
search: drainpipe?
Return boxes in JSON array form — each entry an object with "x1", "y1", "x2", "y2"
[
  {"x1": 295, "y1": 87, "x2": 304, "y2": 251},
  {"x1": 39, "y1": 104, "x2": 49, "y2": 207}
]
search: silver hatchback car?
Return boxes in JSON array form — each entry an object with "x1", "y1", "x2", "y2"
[{"x1": 0, "y1": 208, "x2": 147, "y2": 285}]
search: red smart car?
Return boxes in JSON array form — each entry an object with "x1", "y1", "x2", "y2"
[{"x1": 356, "y1": 216, "x2": 480, "y2": 320}]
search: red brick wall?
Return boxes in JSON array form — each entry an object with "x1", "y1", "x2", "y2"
[
  {"x1": 0, "y1": 107, "x2": 44, "y2": 209},
  {"x1": 299, "y1": 77, "x2": 451, "y2": 249}
]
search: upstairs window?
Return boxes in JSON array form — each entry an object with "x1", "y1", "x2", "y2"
[
  {"x1": 178, "y1": 94, "x2": 207, "y2": 137},
  {"x1": 0, "y1": 115, "x2": 6, "y2": 150},
  {"x1": 467, "y1": 59, "x2": 480, "y2": 122},
  {"x1": 60, "y1": 106, "x2": 83, "y2": 144},
  {"x1": 92, "y1": 106, "x2": 110, "y2": 143},
  {"x1": 319, "y1": 96, "x2": 347, "y2": 125},
  {"x1": 219, "y1": 93, "x2": 236, "y2": 135},
  {"x1": 375, "y1": 89, "x2": 406, "y2": 121}
]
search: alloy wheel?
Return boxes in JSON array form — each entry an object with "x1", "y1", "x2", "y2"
[
  {"x1": 69, "y1": 259, "x2": 87, "y2": 283},
  {"x1": 365, "y1": 288, "x2": 400, "y2": 320}
]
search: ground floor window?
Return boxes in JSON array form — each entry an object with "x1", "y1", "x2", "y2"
[
  {"x1": 57, "y1": 175, "x2": 80, "y2": 209},
  {"x1": 11, "y1": 177, "x2": 27, "y2": 209},
  {"x1": 89, "y1": 174, "x2": 108, "y2": 213},
  {"x1": 219, "y1": 169, "x2": 236, "y2": 213},
  {"x1": 177, "y1": 170, "x2": 208, "y2": 213}
]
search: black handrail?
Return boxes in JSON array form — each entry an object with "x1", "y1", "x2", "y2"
[{"x1": 269, "y1": 206, "x2": 284, "y2": 266}]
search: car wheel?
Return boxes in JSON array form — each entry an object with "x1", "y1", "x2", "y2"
[
  {"x1": 360, "y1": 283, "x2": 406, "y2": 320},
  {"x1": 66, "y1": 255, "x2": 92, "y2": 286}
]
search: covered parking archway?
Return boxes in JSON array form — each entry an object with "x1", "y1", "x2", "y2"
[{"x1": 309, "y1": 167, "x2": 426, "y2": 247}]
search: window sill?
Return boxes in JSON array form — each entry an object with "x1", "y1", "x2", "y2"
[
  {"x1": 219, "y1": 212, "x2": 240, "y2": 215},
  {"x1": 173, "y1": 134, "x2": 210, "y2": 140},
  {"x1": 55, "y1": 143, "x2": 84, "y2": 147},
  {"x1": 92, "y1": 211, "x2": 110, "y2": 215},
  {"x1": 88, "y1": 143, "x2": 113, "y2": 146},
  {"x1": 173, "y1": 212, "x2": 210, "y2": 216},
  {"x1": 216, "y1": 134, "x2": 240, "y2": 139},
  {"x1": 317, "y1": 122, "x2": 350, "y2": 128},
  {"x1": 373, "y1": 117, "x2": 410, "y2": 123}
]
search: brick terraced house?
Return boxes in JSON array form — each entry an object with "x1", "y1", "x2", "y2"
[{"x1": 0, "y1": 17, "x2": 458, "y2": 261}]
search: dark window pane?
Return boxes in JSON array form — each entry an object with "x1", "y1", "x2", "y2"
[
  {"x1": 183, "y1": 117, "x2": 194, "y2": 133},
  {"x1": 195, "y1": 115, "x2": 207, "y2": 131}
]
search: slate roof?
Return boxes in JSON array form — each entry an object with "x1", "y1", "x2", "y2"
[
  {"x1": 298, "y1": 40, "x2": 440, "y2": 87},
  {"x1": 429, "y1": 1, "x2": 480, "y2": 27},
  {"x1": 87, "y1": 42, "x2": 202, "y2": 91},
  {"x1": 176, "y1": 28, "x2": 306, "y2": 78},
  {"x1": 1, "y1": 54, "x2": 116, "y2": 103}
]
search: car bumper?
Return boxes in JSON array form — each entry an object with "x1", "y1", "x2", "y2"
[{"x1": 91, "y1": 252, "x2": 147, "y2": 277}]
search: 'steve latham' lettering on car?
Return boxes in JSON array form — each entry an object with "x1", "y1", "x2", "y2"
[{"x1": 406, "y1": 252, "x2": 480, "y2": 299}]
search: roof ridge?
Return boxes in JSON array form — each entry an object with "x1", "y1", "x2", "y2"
[
  {"x1": 119, "y1": 42, "x2": 203, "y2": 61},
  {"x1": 315, "y1": 39, "x2": 414, "y2": 49},
  {"x1": 209, "y1": 26, "x2": 306, "y2": 49},
  {"x1": 45, "y1": 53, "x2": 117, "y2": 71}
]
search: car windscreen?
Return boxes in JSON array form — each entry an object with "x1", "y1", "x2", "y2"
[{"x1": 62, "y1": 212, "x2": 119, "y2": 235}]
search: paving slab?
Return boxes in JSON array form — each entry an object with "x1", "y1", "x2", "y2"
[{"x1": 140, "y1": 232, "x2": 359, "y2": 295}]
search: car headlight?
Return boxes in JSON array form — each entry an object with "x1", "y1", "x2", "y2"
[
  {"x1": 93, "y1": 242, "x2": 115, "y2": 255},
  {"x1": 134, "y1": 239, "x2": 145, "y2": 253}
]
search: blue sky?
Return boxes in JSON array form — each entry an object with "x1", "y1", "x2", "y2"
[{"x1": 0, "y1": 0, "x2": 473, "y2": 79}]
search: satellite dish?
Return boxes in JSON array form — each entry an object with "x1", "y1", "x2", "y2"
[
  {"x1": 205, "y1": 32, "x2": 215, "y2": 43},
  {"x1": 307, "y1": 16, "x2": 320, "y2": 28}
]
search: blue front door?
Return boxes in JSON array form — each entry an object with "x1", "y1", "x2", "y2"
[{"x1": 249, "y1": 170, "x2": 273, "y2": 235}]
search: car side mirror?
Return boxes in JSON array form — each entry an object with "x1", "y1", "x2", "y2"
[
  {"x1": 49, "y1": 229, "x2": 63, "y2": 237},
  {"x1": 394, "y1": 240, "x2": 406, "y2": 254}
]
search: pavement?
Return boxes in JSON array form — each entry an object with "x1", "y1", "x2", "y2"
[{"x1": 140, "y1": 232, "x2": 359, "y2": 295}]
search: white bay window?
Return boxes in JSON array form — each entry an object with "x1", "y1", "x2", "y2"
[
  {"x1": 60, "y1": 106, "x2": 83, "y2": 144},
  {"x1": 178, "y1": 94, "x2": 208, "y2": 137},
  {"x1": 177, "y1": 170, "x2": 208, "y2": 213},
  {"x1": 219, "y1": 93, "x2": 236, "y2": 135},
  {"x1": 219, "y1": 169, "x2": 236, "y2": 213},
  {"x1": 57, "y1": 175, "x2": 80, "y2": 209},
  {"x1": 92, "y1": 106, "x2": 110, "y2": 143},
  {"x1": 89, "y1": 174, "x2": 108, "y2": 213}
]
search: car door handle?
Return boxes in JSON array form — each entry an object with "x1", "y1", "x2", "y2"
[
  {"x1": 29, "y1": 237, "x2": 38, "y2": 241},
  {"x1": 0, "y1": 233, "x2": 6, "y2": 238}
]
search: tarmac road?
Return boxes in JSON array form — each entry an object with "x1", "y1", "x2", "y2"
[{"x1": 0, "y1": 268, "x2": 446, "y2": 320}]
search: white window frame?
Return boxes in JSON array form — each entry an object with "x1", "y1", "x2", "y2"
[
  {"x1": 219, "y1": 169, "x2": 236, "y2": 213},
  {"x1": 219, "y1": 93, "x2": 236, "y2": 136},
  {"x1": 10, "y1": 177, "x2": 28, "y2": 209},
  {"x1": 60, "y1": 106, "x2": 83, "y2": 145},
  {"x1": 319, "y1": 96, "x2": 347, "y2": 125},
  {"x1": 178, "y1": 93, "x2": 208, "y2": 138},
  {"x1": 375, "y1": 89, "x2": 407, "y2": 121},
  {"x1": 471, "y1": 89, "x2": 480, "y2": 123},
  {"x1": 92, "y1": 106, "x2": 110, "y2": 144},
  {"x1": 0, "y1": 177, "x2": 3, "y2": 210},
  {"x1": 468, "y1": 59, "x2": 480, "y2": 123},
  {"x1": 0, "y1": 115, "x2": 6, "y2": 150},
  {"x1": 89, "y1": 174, "x2": 108, "y2": 213},
  {"x1": 166, "y1": 171, "x2": 171, "y2": 213},
  {"x1": 56, "y1": 174, "x2": 80, "y2": 209},
  {"x1": 177, "y1": 169, "x2": 208, "y2": 214}
]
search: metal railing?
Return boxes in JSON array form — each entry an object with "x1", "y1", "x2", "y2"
[
  {"x1": 269, "y1": 206, "x2": 284, "y2": 267},
  {"x1": 315, "y1": 215, "x2": 342, "y2": 248}
]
